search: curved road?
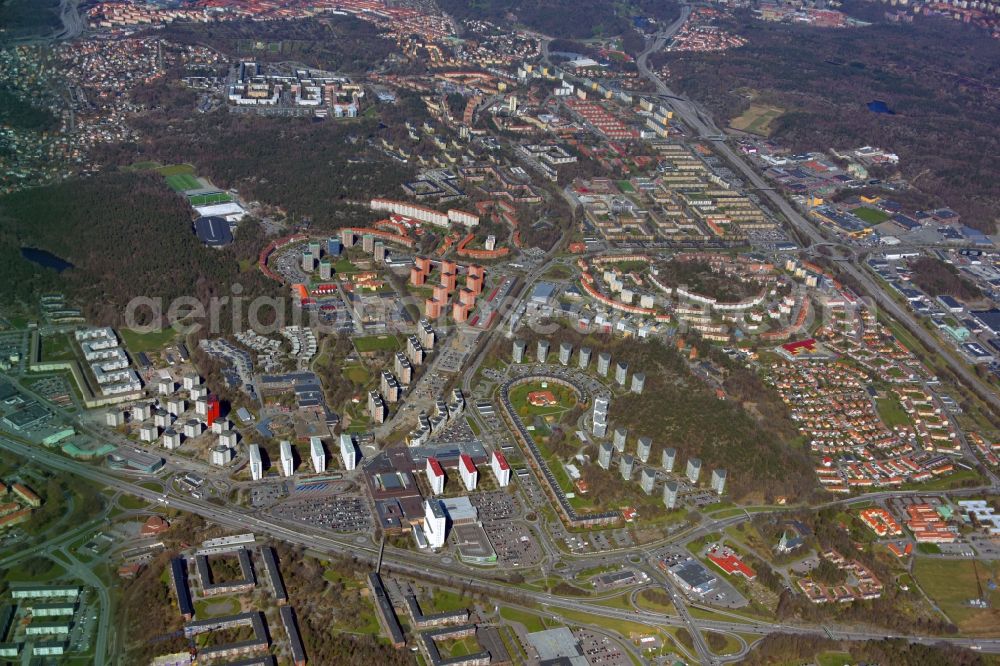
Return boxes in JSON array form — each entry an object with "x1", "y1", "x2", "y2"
[{"x1": 635, "y1": 14, "x2": 1000, "y2": 414}]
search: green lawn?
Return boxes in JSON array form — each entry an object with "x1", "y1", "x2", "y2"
[
  {"x1": 902, "y1": 467, "x2": 981, "y2": 491},
  {"x1": 155, "y1": 163, "x2": 196, "y2": 177},
  {"x1": 41, "y1": 333, "x2": 76, "y2": 361},
  {"x1": 912, "y1": 557, "x2": 1000, "y2": 635},
  {"x1": 853, "y1": 207, "x2": 891, "y2": 225},
  {"x1": 353, "y1": 335, "x2": 401, "y2": 353},
  {"x1": 333, "y1": 257, "x2": 360, "y2": 274},
  {"x1": 188, "y1": 192, "x2": 232, "y2": 206},
  {"x1": 427, "y1": 588, "x2": 472, "y2": 614},
  {"x1": 508, "y1": 382, "x2": 577, "y2": 419},
  {"x1": 635, "y1": 588, "x2": 675, "y2": 614},
  {"x1": 875, "y1": 395, "x2": 910, "y2": 427},
  {"x1": 343, "y1": 365, "x2": 371, "y2": 385},
  {"x1": 117, "y1": 494, "x2": 148, "y2": 510},
  {"x1": 165, "y1": 173, "x2": 202, "y2": 192},
  {"x1": 120, "y1": 327, "x2": 177, "y2": 354},
  {"x1": 499, "y1": 606, "x2": 548, "y2": 632},
  {"x1": 817, "y1": 651, "x2": 854, "y2": 666}
]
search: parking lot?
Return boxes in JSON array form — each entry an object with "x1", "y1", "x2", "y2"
[{"x1": 270, "y1": 495, "x2": 371, "y2": 532}]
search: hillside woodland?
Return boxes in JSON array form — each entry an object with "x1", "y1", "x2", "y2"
[{"x1": 656, "y1": 3, "x2": 1000, "y2": 233}]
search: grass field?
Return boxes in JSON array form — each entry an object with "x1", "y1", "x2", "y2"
[
  {"x1": 120, "y1": 327, "x2": 177, "y2": 353},
  {"x1": 875, "y1": 395, "x2": 910, "y2": 427},
  {"x1": 41, "y1": 333, "x2": 76, "y2": 361},
  {"x1": 155, "y1": 163, "x2": 195, "y2": 177},
  {"x1": 499, "y1": 606, "x2": 548, "y2": 632},
  {"x1": 427, "y1": 588, "x2": 472, "y2": 614},
  {"x1": 912, "y1": 557, "x2": 1000, "y2": 635},
  {"x1": 188, "y1": 192, "x2": 232, "y2": 206},
  {"x1": 352, "y1": 335, "x2": 401, "y2": 353},
  {"x1": 729, "y1": 104, "x2": 784, "y2": 136},
  {"x1": 817, "y1": 651, "x2": 854, "y2": 666},
  {"x1": 852, "y1": 207, "x2": 891, "y2": 225},
  {"x1": 117, "y1": 494, "x2": 148, "y2": 510},
  {"x1": 165, "y1": 173, "x2": 202, "y2": 192},
  {"x1": 508, "y1": 382, "x2": 577, "y2": 419}
]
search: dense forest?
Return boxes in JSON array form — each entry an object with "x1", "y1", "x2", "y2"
[
  {"x1": 744, "y1": 634, "x2": 986, "y2": 666},
  {"x1": 656, "y1": 4, "x2": 1000, "y2": 233},
  {"x1": 652, "y1": 259, "x2": 762, "y2": 302},
  {"x1": 0, "y1": 170, "x2": 280, "y2": 324},
  {"x1": 157, "y1": 16, "x2": 400, "y2": 73},
  {"x1": 0, "y1": 86, "x2": 59, "y2": 132},
  {"x1": 909, "y1": 256, "x2": 982, "y2": 302},
  {"x1": 95, "y1": 79, "x2": 417, "y2": 231},
  {"x1": 441, "y1": 0, "x2": 678, "y2": 39},
  {"x1": 504, "y1": 325, "x2": 815, "y2": 502},
  {"x1": 273, "y1": 544, "x2": 415, "y2": 665}
]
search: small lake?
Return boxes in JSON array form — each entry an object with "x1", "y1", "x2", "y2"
[
  {"x1": 867, "y1": 100, "x2": 896, "y2": 115},
  {"x1": 21, "y1": 247, "x2": 74, "y2": 272}
]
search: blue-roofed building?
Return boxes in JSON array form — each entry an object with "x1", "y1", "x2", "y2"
[{"x1": 194, "y1": 216, "x2": 234, "y2": 247}]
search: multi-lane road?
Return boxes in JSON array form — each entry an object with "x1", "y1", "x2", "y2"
[
  {"x1": 636, "y1": 16, "x2": 1000, "y2": 415},
  {"x1": 5, "y1": 432, "x2": 1000, "y2": 665}
]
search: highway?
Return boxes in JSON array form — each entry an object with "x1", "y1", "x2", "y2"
[
  {"x1": 6, "y1": 434, "x2": 1000, "y2": 662},
  {"x1": 635, "y1": 15, "x2": 1000, "y2": 415}
]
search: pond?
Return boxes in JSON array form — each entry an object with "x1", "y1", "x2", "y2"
[
  {"x1": 21, "y1": 247, "x2": 74, "y2": 272},
  {"x1": 867, "y1": 100, "x2": 895, "y2": 115}
]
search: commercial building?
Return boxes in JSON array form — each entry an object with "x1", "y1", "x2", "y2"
[
  {"x1": 427, "y1": 457, "x2": 445, "y2": 495},
  {"x1": 491, "y1": 450, "x2": 511, "y2": 487},
  {"x1": 668, "y1": 558, "x2": 717, "y2": 594},
  {"x1": 459, "y1": 454, "x2": 478, "y2": 491},
  {"x1": 280, "y1": 440, "x2": 295, "y2": 477},
  {"x1": 340, "y1": 433, "x2": 358, "y2": 471},
  {"x1": 686, "y1": 457, "x2": 702, "y2": 484},
  {"x1": 310, "y1": 437, "x2": 326, "y2": 473},
  {"x1": 249, "y1": 444, "x2": 263, "y2": 481},
  {"x1": 710, "y1": 468, "x2": 727, "y2": 495}
]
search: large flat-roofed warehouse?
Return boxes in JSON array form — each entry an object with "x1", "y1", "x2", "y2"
[
  {"x1": 668, "y1": 558, "x2": 718, "y2": 594},
  {"x1": 195, "y1": 216, "x2": 234, "y2": 247}
]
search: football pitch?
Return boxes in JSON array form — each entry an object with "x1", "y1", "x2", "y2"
[
  {"x1": 165, "y1": 173, "x2": 202, "y2": 192},
  {"x1": 188, "y1": 192, "x2": 232, "y2": 206}
]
